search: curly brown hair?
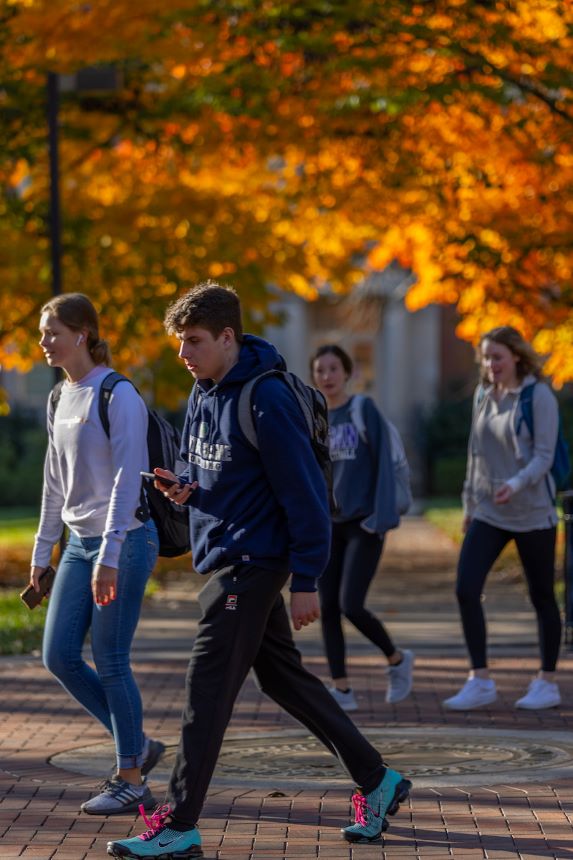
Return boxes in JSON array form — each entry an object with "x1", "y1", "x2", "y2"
[{"x1": 163, "y1": 281, "x2": 243, "y2": 341}]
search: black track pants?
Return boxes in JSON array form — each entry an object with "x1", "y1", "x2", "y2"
[
  {"x1": 167, "y1": 563, "x2": 385, "y2": 827},
  {"x1": 456, "y1": 519, "x2": 560, "y2": 671}
]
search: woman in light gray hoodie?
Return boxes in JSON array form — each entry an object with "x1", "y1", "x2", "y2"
[{"x1": 443, "y1": 326, "x2": 562, "y2": 711}]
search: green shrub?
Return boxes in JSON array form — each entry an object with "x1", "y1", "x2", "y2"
[
  {"x1": 431, "y1": 455, "x2": 467, "y2": 497},
  {"x1": 420, "y1": 394, "x2": 473, "y2": 496},
  {"x1": 0, "y1": 410, "x2": 46, "y2": 508}
]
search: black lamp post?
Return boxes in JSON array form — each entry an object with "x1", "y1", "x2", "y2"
[
  {"x1": 46, "y1": 72, "x2": 62, "y2": 388},
  {"x1": 45, "y1": 67, "x2": 119, "y2": 384},
  {"x1": 47, "y1": 72, "x2": 62, "y2": 301},
  {"x1": 561, "y1": 490, "x2": 573, "y2": 648}
]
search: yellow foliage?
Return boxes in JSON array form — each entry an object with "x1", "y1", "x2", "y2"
[{"x1": 1, "y1": 0, "x2": 573, "y2": 394}]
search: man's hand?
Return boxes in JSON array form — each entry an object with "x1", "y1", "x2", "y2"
[
  {"x1": 462, "y1": 514, "x2": 471, "y2": 534},
  {"x1": 291, "y1": 591, "x2": 320, "y2": 631},
  {"x1": 92, "y1": 564, "x2": 118, "y2": 606},
  {"x1": 154, "y1": 468, "x2": 197, "y2": 505}
]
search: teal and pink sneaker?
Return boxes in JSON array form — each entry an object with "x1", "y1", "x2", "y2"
[
  {"x1": 342, "y1": 767, "x2": 412, "y2": 843},
  {"x1": 107, "y1": 804, "x2": 202, "y2": 859}
]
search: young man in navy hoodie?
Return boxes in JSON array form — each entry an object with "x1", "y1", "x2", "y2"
[{"x1": 108, "y1": 283, "x2": 411, "y2": 860}]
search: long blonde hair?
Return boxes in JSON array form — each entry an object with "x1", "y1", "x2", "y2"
[
  {"x1": 478, "y1": 326, "x2": 544, "y2": 384},
  {"x1": 41, "y1": 293, "x2": 111, "y2": 366}
]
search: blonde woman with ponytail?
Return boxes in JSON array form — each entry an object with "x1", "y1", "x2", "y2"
[{"x1": 31, "y1": 293, "x2": 164, "y2": 815}]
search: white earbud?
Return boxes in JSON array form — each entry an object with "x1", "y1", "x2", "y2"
[{"x1": 76, "y1": 335, "x2": 83, "y2": 346}]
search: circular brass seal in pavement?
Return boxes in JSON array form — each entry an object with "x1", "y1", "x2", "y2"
[{"x1": 50, "y1": 727, "x2": 573, "y2": 789}]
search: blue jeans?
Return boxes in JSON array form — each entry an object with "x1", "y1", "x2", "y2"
[{"x1": 43, "y1": 520, "x2": 159, "y2": 769}]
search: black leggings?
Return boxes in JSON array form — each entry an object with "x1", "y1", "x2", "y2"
[
  {"x1": 318, "y1": 519, "x2": 395, "y2": 679},
  {"x1": 456, "y1": 519, "x2": 561, "y2": 672}
]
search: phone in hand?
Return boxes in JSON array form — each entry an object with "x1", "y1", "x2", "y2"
[
  {"x1": 140, "y1": 471, "x2": 189, "y2": 488},
  {"x1": 20, "y1": 565, "x2": 56, "y2": 610}
]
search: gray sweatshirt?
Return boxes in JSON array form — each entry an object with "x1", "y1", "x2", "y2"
[
  {"x1": 32, "y1": 366, "x2": 149, "y2": 569},
  {"x1": 462, "y1": 374, "x2": 558, "y2": 531}
]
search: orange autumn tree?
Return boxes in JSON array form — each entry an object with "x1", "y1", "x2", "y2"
[{"x1": 1, "y1": 0, "x2": 572, "y2": 401}]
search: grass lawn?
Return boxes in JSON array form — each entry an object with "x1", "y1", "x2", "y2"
[
  {"x1": 0, "y1": 506, "x2": 166, "y2": 654},
  {"x1": 423, "y1": 497, "x2": 567, "y2": 606},
  {"x1": 423, "y1": 497, "x2": 464, "y2": 545},
  {"x1": 0, "y1": 508, "x2": 37, "y2": 548},
  {"x1": 0, "y1": 590, "x2": 47, "y2": 655}
]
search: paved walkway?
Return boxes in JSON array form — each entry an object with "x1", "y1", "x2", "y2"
[{"x1": 1, "y1": 517, "x2": 572, "y2": 859}]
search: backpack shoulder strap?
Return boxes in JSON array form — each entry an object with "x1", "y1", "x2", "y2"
[
  {"x1": 48, "y1": 380, "x2": 65, "y2": 424},
  {"x1": 349, "y1": 394, "x2": 368, "y2": 443},
  {"x1": 385, "y1": 418, "x2": 408, "y2": 466},
  {"x1": 237, "y1": 370, "x2": 313, "y2": 450},
  {"x1": 237, "y1": 375, "x2": 262, "y2": 448},
  {"x1": 517, "y1": 382, "x2": 536, "y2": 438},
  {"x1": 98, "y1": 371, "x2": 131, "y2": 438}
]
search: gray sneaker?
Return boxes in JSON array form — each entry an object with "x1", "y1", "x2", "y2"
[
  {"x1": 141, "y1": 738, "x2": 166, "y2": 776},
  {"x1": 328, "y1": 686, "x2": 358, "y2": 711},
  {"x1": 386, "y1": 650, "x2": 414, "y2": 704},
  {"x1": 81, "y1": 776, "x2": 156, "y2": 816}
]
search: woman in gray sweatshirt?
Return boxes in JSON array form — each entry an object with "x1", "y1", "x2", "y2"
[{"x1": 443, "y1": 326, "x2": 562, "y2": 711}]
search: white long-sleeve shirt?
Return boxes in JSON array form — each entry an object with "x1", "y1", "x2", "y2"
[{"x1": 32, "y1": 366, "x2": 149, "y2": 569}]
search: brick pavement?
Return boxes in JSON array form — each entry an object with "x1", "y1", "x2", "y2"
[{"x1": 1, "y1": 517, "x2": 572, "y2": 859}]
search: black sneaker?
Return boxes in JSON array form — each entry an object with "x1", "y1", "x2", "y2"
[
  {"x1": 81, "y1": 776, "x2": 156, "y2": 816},
  {"x1": 141, "y1": 739, "x2": 166, "y2": 776}
]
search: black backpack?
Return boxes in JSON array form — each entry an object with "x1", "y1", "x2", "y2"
[
  {"x1": 235, "y1": 370, "x2": 336, "y2": 512},
  {"x1": 49, "y1": 371, "x2": 191, "y2": 558}
]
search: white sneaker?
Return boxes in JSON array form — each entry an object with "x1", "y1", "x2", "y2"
[
  {"x1": 328, "y1": 686, "x2": 358, "y2": 711},
  {"x1": 515, "y1": 678, "x2": 561, "y2": 710},
  {"x1": 386, "y1": 649, "x2": 415, "y2": 704},
  {"x1": 442, "y1": 677, "x2": 497, "y2": 711}
]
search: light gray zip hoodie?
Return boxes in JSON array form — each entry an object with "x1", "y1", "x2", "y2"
[{"x1": 462, "y1": 374, "x2": 558, "y2": 531}]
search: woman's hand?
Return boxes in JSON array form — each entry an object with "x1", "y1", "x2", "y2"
[
  {"x1": 92, "y1": 564, "x2": 118, "y2": 606},
  {"x1": 462, "y1": 515, "x2": 471, "y2": 534},
  {"x1": 30, "y1": 565, "x2": 47, "y2": 592},
  {"x1": 494, "y1": 483, "x2": 513, "y2": 505}
]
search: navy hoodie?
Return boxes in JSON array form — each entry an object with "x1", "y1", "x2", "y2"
[{"x1": 179, "y1": 335, "x2": 331, "y2": 591}]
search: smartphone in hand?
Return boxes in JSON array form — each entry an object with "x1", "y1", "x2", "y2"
[
  {"x1": 20, "y1": 565, "x2": 56, "y2": 610},
  {"x1": 140, "y1": 471, "x2": 189, "y2": 488}
]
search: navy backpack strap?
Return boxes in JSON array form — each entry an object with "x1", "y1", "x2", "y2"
[{"x1": 517, "y1": 383, "x2": 536, "y2": 437}]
